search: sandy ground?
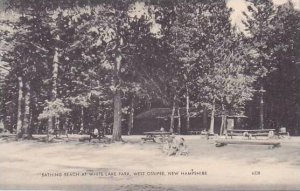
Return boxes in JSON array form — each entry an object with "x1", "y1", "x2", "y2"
[{"x1": 0, "y1": 135, "x2": 299, "y2": 191}]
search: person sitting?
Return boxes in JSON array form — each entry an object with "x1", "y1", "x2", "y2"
[
  {"x1": 177, "y1": 138, "x2": 189, "y2": 156},
  {"x1": 93, "y1": 128, "x2": 99, "y2": 136},
  {"x1": 79, "y1": 127, "x2": 84, "y2": 135},
  {"x1": 89, "y1": 128, "x2": 100, "y2": 142}
]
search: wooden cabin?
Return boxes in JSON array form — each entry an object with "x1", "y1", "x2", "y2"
[{"x1": 132, "y1": 108, "x2": 247, "y2": 135}]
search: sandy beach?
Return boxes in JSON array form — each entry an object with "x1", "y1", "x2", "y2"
[{"x1": 0, "y1": 135, "x2": 299, "y2": 190}]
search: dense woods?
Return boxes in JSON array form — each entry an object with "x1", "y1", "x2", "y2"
[{"x1": 0, "y1": 0, "x2": 299, "y2": 141}]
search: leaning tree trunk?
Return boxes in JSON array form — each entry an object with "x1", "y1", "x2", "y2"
[
  {"x1": 169, "y1": 96, "x2": 176, "y2": 133},
  {"x1": 22, "y1": 82, "x2": 31, "y2": 138},
  {"x1": 209, "y1": 97, "x2": 216, "y2": 134},
  {"x1": 112, "y1": 51, "x2": 122, "y2": 141},
  {"x1": 186, "y1": 86, "x2": 190, "y2": 131},
  {"x1": 219, "y1": 100, "x2": 225, "y2": 135},
  {"x1": 127, "y1": 98, "x2": 134, "y2": 135},
  {"x1": 16, "y1": 76, "x2": 23, "y2": 140}
]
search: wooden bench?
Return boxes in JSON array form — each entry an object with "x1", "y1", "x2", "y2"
[
  {"x1": 142, "y1": 131, "x2": 172, "y2": 143},
  {"x1": 215, "y1": 139, "x2": 281, "y2": 149}
]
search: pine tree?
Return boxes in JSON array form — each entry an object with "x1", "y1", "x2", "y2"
[
  {"x1": 243, "y1": 0, "x2": 300, "y2": 134},
  {"x1": 262, "y1": 1, "x2": 300, "y2": 134}
]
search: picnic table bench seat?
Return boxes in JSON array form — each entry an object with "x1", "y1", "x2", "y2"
[
  {"x1": 141, "y1": 136, "x2": 156, "y2": 142},
  {"x1": 215, "y1": 139, "x2": 281, "y2": 149},
  {"x1": 226, "y1": 129, "x2": 275, "y2": 139}
]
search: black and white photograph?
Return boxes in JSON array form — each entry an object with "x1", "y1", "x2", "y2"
[{"x1": 0, "y1": 0, "x2": 299, "y2": 190}]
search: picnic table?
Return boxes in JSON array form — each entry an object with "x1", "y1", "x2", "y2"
[
  {"x1": 187, "y1": 130, "x2": 201, "y2": 135},
  {"x1": 89, "y1": 130, "x2": 104, "y2": 142},
  {"x1": 141, "y1": 131, "x2": 172, "y2": 143},
  {"x1": 277, "y1": 127, "x2": 290, "y2": 138},
  {"x1": 226, "y1": 129, "x2": 275, "y2": 139},
  {"x1": 53, "y1": 129, "x2": 69, "y2": 138}
]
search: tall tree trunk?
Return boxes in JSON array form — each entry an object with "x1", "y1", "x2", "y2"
[
  {"x1": 220, "y1": 99, "x2": 226, "y2": 135},
  {"x1": 112, "y1": 89, "x2": 122, "y2": 141},
  {"x1": 112, "y1": 51, "x2": 122, "y2": 141},
  {"x1": 54, "y1": 118, "x2": 59, "y2": 134},
  {"x1": 128, "y1": 98, "x2": 134, "y2": 135},
  {"x1": 47, "y1": 118, "x2": 53, "y2": 141},
  {"x1": 102, "y1": 112, "x2": 107, "y2": 135},
  {"x1": 48, "y1": 37, "x2": 59, "y2": 141},
  {"x1": 177, "y1": 107, "x2": 181, "y2": 134},
  {"x1": 16, "y1": 76, "x2": 23, "y2": 140},
  {"x1": 220, "y1": 115, "x2": 228, "y2": 135},
  {"x1": 22, "y1": 82, "x2": 31, "y2": 138},
  {"x1": 29, "y1": 90, "x2": 37, "y2": 135},
  {"x1": 169, "y1": 96, "x2": 176, "y2": 133},
  {"x1": 220, "y1": 102, "x2": 227, "y2": 135},
  {"x1": 203, "y1": 108, "x2": 208, "y2": 130},
  {"x1": 209, "y1": 97, "x2": 216, "y2": 134},
  {"x1": 186, "y1": 86, "x2": 190, "y2": 131},
  {"x1": 260, "y1": 86, "x2": 265, "y2": 129},
  {"x1": 81, "y1": 106, "x2": 84, "y2": 131},
  {"x1": 66, "y1": 118, "x2": 71, "y2": 134}
]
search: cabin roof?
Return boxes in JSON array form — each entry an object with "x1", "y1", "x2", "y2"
[{"x1": 135, "y1": 107, "x2": 203, "y2": 119}]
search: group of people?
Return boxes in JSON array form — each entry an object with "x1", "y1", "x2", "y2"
[
  {"x1": 159, "y1": 127, "x2": 189, "y2": 156},
  {"x1": 163, "y1": 135, "x2": 189, "y2": 156}
]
